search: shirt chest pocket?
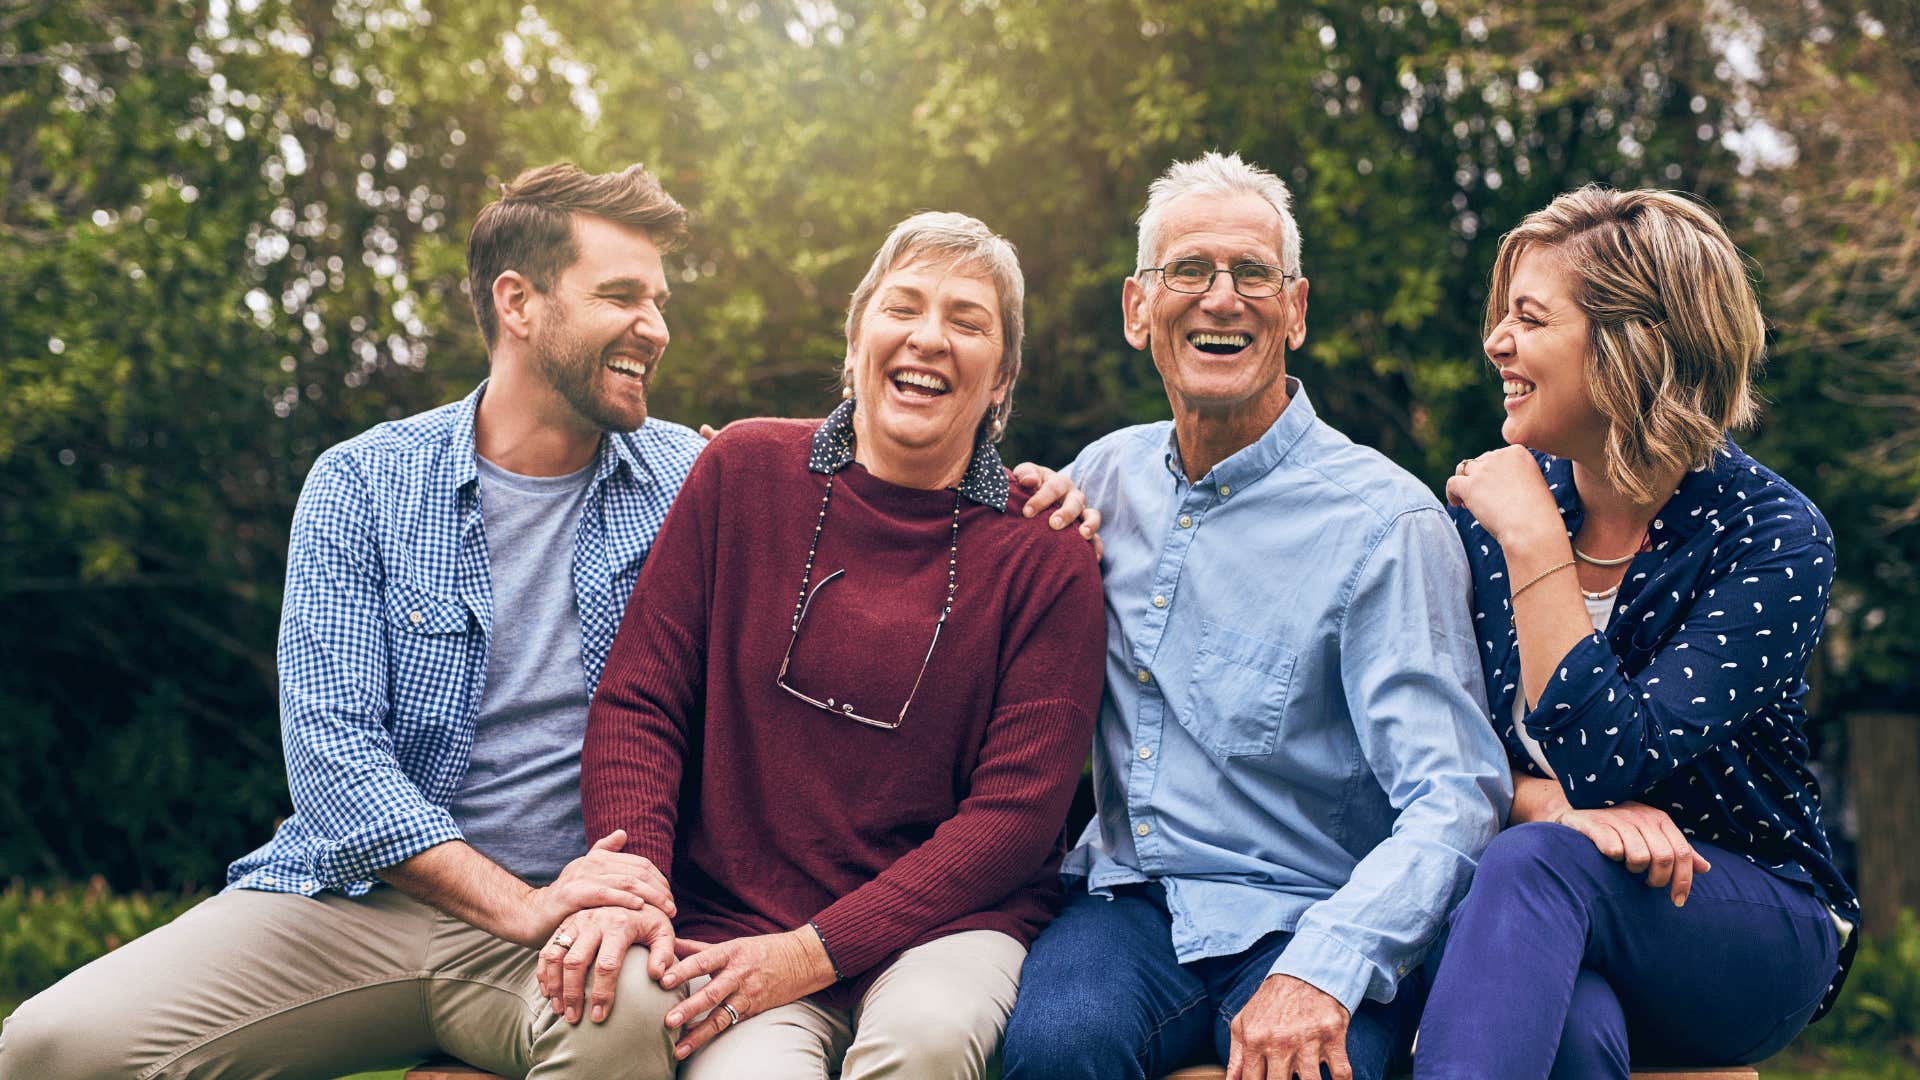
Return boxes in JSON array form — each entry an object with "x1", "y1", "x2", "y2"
[
  {"x1": 1177, "y1": 620, "x2": 1298, "y2": 758},
  {"x1": 383, "y1": 579, "x2": 473, "y2": 721}
]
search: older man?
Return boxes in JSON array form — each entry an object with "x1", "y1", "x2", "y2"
[{"x1": 1002, "y1": 152, "x2": 1511, "y2": 1080}]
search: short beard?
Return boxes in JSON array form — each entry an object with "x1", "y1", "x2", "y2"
[{"x1": 533, "y1": 301, "x2": 645, "y2": 433}]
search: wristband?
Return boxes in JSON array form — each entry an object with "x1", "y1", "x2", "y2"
[{"x1": 807, "y1": 920, "x2": 846, "y2": 981}]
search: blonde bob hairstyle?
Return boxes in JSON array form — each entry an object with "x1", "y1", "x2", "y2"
[{"x1": 1487, "y1": 186, "x2": 1764, "y2": 503}]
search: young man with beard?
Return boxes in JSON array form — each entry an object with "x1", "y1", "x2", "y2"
[{"x1": 0, "y1": 164, "x2": 705, "y2": 1078}]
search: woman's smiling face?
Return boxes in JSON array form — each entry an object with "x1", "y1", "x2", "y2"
[
  {"x1": 847, "y1": 257, "x2": 1006, "y2": 480},
  {"x1": 1485, "y1": 247, "x2": 1609, "y2": 461}
]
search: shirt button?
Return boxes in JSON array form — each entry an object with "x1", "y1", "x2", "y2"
[
  {"x1": 408, "y1": 610, "x2": 424, "y2": 625},
  {"x1": 1136, "y1": 822, "x2": 1151, "y2": 837},
  {"x1": 1152, "y1": 594, "x2": 1168, "y2": 608},
  {"x1": 1138, "y1": 746, "x2": 1153, "y2": 760},
  {"x1": 1136, "y1": 668, "x2": 1151, "y2": 684},
  {"x1": 1219, "y1": 484, "x2": 1232, "y2": 497},
  {"x1": 1178, "y1": 514, "x2": 1193, "y2": 528}
]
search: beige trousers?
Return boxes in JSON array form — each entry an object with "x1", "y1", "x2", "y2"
[
  {"x1": 0, "y1": 887, "x2": 685, "y2": 1080},
  {"x1": 676, "y1": 929, "x2": 1027, "y2": 1080}
]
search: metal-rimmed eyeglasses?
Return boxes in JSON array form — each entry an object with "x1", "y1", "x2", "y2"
[
  {"x1": 775, "y1": 475, "x2": 961, "y2": 731},
  {"x1": 775, "y1": 568, "x2": 947, "y2": 730},
  {"x1": 1138, "y1": 259, "x2": 1298, "y2": 298}
]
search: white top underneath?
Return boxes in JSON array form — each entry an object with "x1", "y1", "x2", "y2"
[{"x1": 1512, "y1": 592, "x2": 1617, "y2": 779}]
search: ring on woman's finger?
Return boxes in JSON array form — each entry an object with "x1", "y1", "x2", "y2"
[
  {"x1": 552, "y1": 931, "x2": 575, "y2": 949},
  {"x1": 1455, "y1": 458, "x2": 1471, "y2": 476},
  {"x1": 720, "y1": 1002, "x2": 741, "y2": 1027}
]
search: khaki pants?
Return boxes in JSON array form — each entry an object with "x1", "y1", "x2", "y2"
[
  {"x1": 0, "y1": 887, "x2": 684, "y2": 1079},
  {"x1": 679, "y1": 929, "x2": 1026, "y2": 1080}
]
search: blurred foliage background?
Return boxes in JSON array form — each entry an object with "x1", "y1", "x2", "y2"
[{"x1": 2, "y1": 0, "x2": 1917, "y2": 1064}]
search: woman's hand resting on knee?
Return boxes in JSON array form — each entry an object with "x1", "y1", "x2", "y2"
[
  {"x1": 1512, "y1": 771, "x2": 1711, "y2": 906},
  {"x1": 657, "y1": 929, "x2": 839, "y2": 1061}
]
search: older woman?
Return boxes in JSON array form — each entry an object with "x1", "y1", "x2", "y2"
[
  {"x1": 552, "y1": 211, "x2": 1105, "y2": 1079},
  {"x1": 1417, "y1": 188, "x2": 1858, "y2": 1078}
]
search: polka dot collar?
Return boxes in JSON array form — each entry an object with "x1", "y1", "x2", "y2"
[{"x1": 807, "y1": 397, "x2": 1009, "y2": 512}]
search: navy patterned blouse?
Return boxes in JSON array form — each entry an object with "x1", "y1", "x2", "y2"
[{"x1": 1452, "y1": 438, "x2": 1858, "y2": 1007}]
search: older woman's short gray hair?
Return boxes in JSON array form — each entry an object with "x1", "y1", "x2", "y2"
[
  {"x1": 1135, "y1": 152, "x2": 1302, "y2": 276},
  {"x1": 843, "y1": 211, "x2": 1025, "y2": 442}
]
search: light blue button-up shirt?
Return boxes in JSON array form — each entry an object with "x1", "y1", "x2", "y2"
[{"x1": 1061, "y1": 379, "x2": 1511, "y2": 1011}]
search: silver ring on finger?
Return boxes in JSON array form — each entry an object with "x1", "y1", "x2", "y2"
[
  {"x1": 720, "y1": 1002, "x2": 741, "y2": 1027},
  {"x1": 1455, "y1": 458, "x2": 1471, "y2": 476},
  {"x1": 551, "y1": 932, "x2": 574, "y2": 950}
]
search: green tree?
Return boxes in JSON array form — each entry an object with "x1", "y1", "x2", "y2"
[{"x1": 3, "y1": 0, "x2": 1911, "y2": 893}]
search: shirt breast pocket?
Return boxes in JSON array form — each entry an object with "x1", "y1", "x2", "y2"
[
  {"x1": 1178, "y1": 620, "x2": 1297, "y2": 758},
  {"x1": 383, "y1": 579, "x2": 472, "y2": 721}
]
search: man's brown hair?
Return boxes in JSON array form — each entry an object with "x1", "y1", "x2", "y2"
[{"x1": 466, "y1": 162, "x2": 688, "y2": 349}]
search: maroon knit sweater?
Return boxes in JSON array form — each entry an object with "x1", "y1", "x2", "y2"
[{"x1": 581, "y1": 419, "x2": 1104, "y2": 998}]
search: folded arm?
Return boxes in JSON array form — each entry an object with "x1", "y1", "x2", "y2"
[{"x1": 1522, "y1": 538, "x2": 1834, "y2": 808}]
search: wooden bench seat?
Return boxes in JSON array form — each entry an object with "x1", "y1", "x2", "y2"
[{"x1": 405, "y1": 1060, "x2": 1760, "y2": 1078}]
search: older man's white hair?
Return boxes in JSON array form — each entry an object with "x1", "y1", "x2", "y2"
[{"x1": 1135, "y1": 151, "x2": 1302, "y2": 277}]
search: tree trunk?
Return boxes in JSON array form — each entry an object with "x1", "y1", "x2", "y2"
[{"x1": 1844, "y1": 710, "x2": 1920, "y2": 934}]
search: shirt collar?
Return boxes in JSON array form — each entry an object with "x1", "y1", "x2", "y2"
[
  {"x1": 447, "y1": 382, "x2": 485, "y2": 492},
  {"x1": 807, "y1": 397, "x2": 1009, "y2": 511},
  {"x1": 1163, "y1": 375, "x2": 1318, "y2": 489},
  {"x1": 453, "y1": 378, "x2": 644, "y2": 493}
]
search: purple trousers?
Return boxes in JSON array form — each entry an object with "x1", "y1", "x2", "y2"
[{"x1": 1415, "y1": 822, "x2": 1839, "y2": 1080}]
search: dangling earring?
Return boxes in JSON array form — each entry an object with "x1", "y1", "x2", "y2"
[
  {"x1": 988, "y1": 401, "x2": 1006, "y2": 440},
  {"x1": 841, "y1": 384, "x2": 853, "y2": 400}
]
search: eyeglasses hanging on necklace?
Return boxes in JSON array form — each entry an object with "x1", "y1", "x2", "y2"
[{"x1": 774, "y1": 475, "x2": 961, "y2": 730}]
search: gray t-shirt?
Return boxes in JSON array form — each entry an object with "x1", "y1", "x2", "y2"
[{"x1": 448, "y1": 454, "x2": 596, "y2": 884}]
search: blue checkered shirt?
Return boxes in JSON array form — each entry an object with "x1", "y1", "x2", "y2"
[{"x1": 225, "y1": 383, "x2": 705, "y2": 896}]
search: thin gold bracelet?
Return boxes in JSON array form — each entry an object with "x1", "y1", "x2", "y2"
[{"x1": 1511, "y1": 559, "x2": 1575, "y2": 601}]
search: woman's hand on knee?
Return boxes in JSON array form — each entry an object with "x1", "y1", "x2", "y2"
[
  {"x1": 659, "y1": 929, "x2": 838, "y2": 1060},
  {"x1": 1553, "y1": 801, "x2": 1711, "y2": 906}
]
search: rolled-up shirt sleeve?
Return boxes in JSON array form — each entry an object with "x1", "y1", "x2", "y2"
[
  {"x1": 278, "y1": 451, "x2": 461, "y2": 890},
  {"x1": 1525, "y1": 536, "x2": 1835, "y2": 808},
  {"x1": 1269, "y1": 508, "x2": 1511, "y2": 1011}
]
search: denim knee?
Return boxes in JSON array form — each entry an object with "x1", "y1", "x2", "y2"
[{"x1": 1003, "y1": 997, "x2": 1141, "y2": 1080}]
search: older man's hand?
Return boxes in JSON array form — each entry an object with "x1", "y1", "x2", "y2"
[
  {"x1": 1226, "y1": 974, "x2": 1353, "y2": 1080},
  {"x1": 1011, "y1": 462, "x2": 1104, "y2": 560}
]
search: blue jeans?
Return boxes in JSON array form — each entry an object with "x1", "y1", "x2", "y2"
[
  {"x1": 1003, "y1": 884, "x2": 1419, "y2": 1080},
  {"x1": 1415, "y1": 822, "x2": 1840, "y2": 1080}
]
